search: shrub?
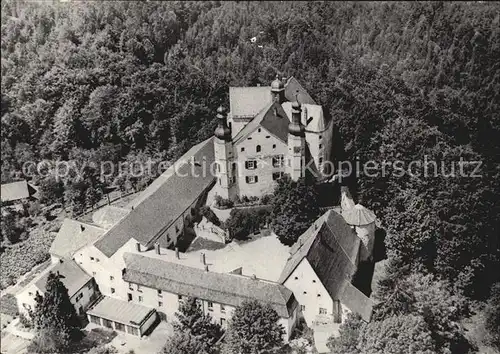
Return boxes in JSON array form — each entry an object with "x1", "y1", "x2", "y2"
[
  {"x1": 224, "y1": 207, "x2": 271, "y2": 240},
  {"x1": 199, "y1": 206, "x2": 221, "y2": 227},
  {"x1": 214, "y1": 195, "x2": 233, "y2": 209}
]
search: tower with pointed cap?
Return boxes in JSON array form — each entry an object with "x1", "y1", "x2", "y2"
[
  {"x1": 214, "y1": 106, "x2": 237, "y2": 199},
  {"x1": 286, "y1": 100, "x2": 305, "y2": 181},
  {"x1": 342, "y1": 203, "x2": 377, "y2": 261},
  {"x1": 271, "y1": 74, "x2": 285, "y2": 104}
]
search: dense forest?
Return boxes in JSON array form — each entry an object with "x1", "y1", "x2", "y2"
[{"x1": 1, "y1": 1, "x2": 499, "y2": 352}]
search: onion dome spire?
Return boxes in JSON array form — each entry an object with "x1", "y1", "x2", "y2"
[
  {"x1": 288, "y1": 98, "x2": 305, "y2": 137},
  {"x1": 214, "y1": 106, "x2": 231, "y2": 141}
]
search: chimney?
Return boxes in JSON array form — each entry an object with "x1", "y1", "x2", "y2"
[
  {"x1": 200, "y1": 253, "x2": 206, "y2": 265},
  {"x1": 175, "y1": 247, "x2": 179, "y2": 259},
  {"x1": 135, "y1": 242, "x2": 141, "y2": 252},
  {"x1": 204, "y1": 265, "x2": 209, "y2": 272},
  {"x1": 155, "y1": 243, "x2": 161, "y2": 255},
  {"x1": 251, "y1": 274, "x2": 257, "y2": 280}
]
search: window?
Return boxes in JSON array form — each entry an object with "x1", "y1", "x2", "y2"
[
  {"x1": 294, "y1": 276, "x2": 298, "y2": 280},
  {"x1": 245, "y1": 160, "x2": 257, "y2": 170},
  {"x1": 110, "y1": 276, "x2": 114, "y2": 281},
  {"x1": 158, "y1": 289, "x2": 163, "y2": 297},
  {"x1": 266, "y1": 135, "x2": 270, "y2": 138},
  {"x1": 219, "y1": 178, "x2": 221, "y2": 185},
  {"x1": 319, "y1": 157, "x2": 323, "y2": 164},
  {"x1": 127, "y1": 325, "x2": 139, "y2": 336},
  {"x1": 232, "y1": 162, "x2": 236, "y2": 171},
  {"x1": 247, "y1": 137, "x2": 252, "y2": 140},
  {"x1": 312, "y1": 280, "x2": 316, "y2": 283},
  {"x1": 95, "y1": 258, "x2": 100, "y2": 262},
  {"x1": 158, "y1": 301, "x2": 163, "y2": 307},
  {"x1": 92, "y1": 271, "x2": 96, "y2": 276},
  {"x1": 258, "y1": 128, "x2": 261, "y2": 133},
  {"x1": 75, "y1": 293, "x2": 83, "y2": 302},
  {"x1": 319, "y1": 143, "x2": 323, "y2": 149},
  {"x1": 90, "y1": 257, "x2": 95, "y2": 261},
  {"x1": 28, "y1": 292, "x2": 33, "y2": 296},
  {"x1": 303, "y1": 291, "x2": 307, "y2": 294},
  {"x1": 175, "y1": 225, "x2": 180, "y2": 234},
  {"x1": 115, "y1": 322, "x2": 125, "y2": 332},
  {"x1": 178, "y1": 295, "x2": 183, "y2": 300},
  {"x1": 245, "y1": 176, "x2": 258, "y2": 184},
  {"x1": 90, "y1": 315, "x2": 101, "y2": 325},
  {"x1": 208, "y1": 302, "x2": 213, "y2": 311},
  {"x1": 319, "y1": 135, "x2": 322, "y2": 140},
  {"x1": 300, "y1": 305, "x2": 306, "y2": 311},
  {"x1": 220, "y1": 318, "x2": 226, "y2": 326},
  {"x1": 273, "y1": 144, "x2": 276, "y2": 149},
  {"x1": 129, "y1": 283, "x2": 134, "y2": 290},
  {"x1": 256, "y1": 145, "x2": 261, "y2": 153},
  {"x1": 103, "y1": 319, "x2": 113, "y2": 328},
  {"x1": 319, "y1": 308, "x2": 327, "y2": 315},
  {"x1": 220, "y1": 304, "x2": 226, "y2": 313},
  {"x1": 272, "y1": 155, "x2": 284, "y2": 167},
  {"x1": 317, "y1": 294, "x2": 321, "y2": 297},
  {"x1": 272, "y1": 172, "x2": 284, "y2": 181},
  {"x1": 241, "y1": 147, "x2": 245, "y2": 152},
  {"x1": 111, "y1": 288, "x2": 115, "y2": 294},
  {"x1": 138, "y1": 296, "x2": 143, "y2": 302}
]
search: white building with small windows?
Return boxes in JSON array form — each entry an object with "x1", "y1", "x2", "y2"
[{"x1": 213, "y1": 75, "x2": 334, "y2": 199}]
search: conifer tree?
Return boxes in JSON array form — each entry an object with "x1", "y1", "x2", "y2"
[{"x1": 30, "y1": 271, "x2": 81, "y2": 353}]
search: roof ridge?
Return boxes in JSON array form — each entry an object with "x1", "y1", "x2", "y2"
[
  {"x1": 233, "y1": 101, "x2": 275, "y2": 144},
  {"x1": 128, "y1": 267, "x2": 287, "y2": 306}
]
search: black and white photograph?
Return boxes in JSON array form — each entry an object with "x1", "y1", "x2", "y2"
[{"x1": 0, "y1": 1, "x2": 499, "y2": 353}]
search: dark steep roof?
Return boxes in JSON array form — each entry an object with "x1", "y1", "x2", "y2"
[
  {"x1": 123, "y1": 253, "x2": 296, "y2": 318},
  {"x1": 233, "y1": 101, "x2": 290, "y2": 144},
  {"x1": 284, "y1": 77, "x2": 316, "y2": 105},
  {"x1": 278, "y1": 210, "x2": 373, "y2": 321},
  {"x1": 94, "y1": 137, "x2": 215, "y2": 257}
]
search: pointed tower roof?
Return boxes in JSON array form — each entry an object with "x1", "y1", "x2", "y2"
[{"x1": 342, "y1": 204, "x2": 376, "y2": 226}]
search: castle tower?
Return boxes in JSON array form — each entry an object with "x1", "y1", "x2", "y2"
[
  {"x1": 342, "y1": 203, "x2": 376, "y2": 262},
  {"x1": 286, "y1": 101, "x2": 305, "y2": 181},
  {"x1": 271, "y1": 75, "x2": 285, "y2": 104},
  {"x1": 214, "y1": 106, "x2": 236, "y2": 200}
]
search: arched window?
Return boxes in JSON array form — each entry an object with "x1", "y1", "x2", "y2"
[{"x1": 256, "y1": 145, "x2": 261, "y2": 153}]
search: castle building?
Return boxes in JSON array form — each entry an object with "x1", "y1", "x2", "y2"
[{"x1": 214, "y1": 75, "x2": 334, "y2": 199}]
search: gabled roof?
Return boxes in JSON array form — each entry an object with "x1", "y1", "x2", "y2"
[
  {"x1": 50, "y1": 218, "x2": 105, "y2": 259},
  {"x1": 92, "y1": 205, "x2": 130, "y2": 229},
  {"x1": 35, "y1": 259, "x2": 91, "y2": 298},
  {"x1": 342, "y1": 204, "x2": 376, "y2": 226},
  {"x1": 233, "y1": 101, "x2": 290, "y2": 144},
  {"x1": 1, "y1": 180, "x2": 31, "y2": 202},
  {"x1": 93, "y1": 137, "x2": 216, "y2": 258},
  {"x1": 284, "y1": 77, "x2": 316, "y2": 105},
  {"x1": 229, "y1": 86, "x2": 272, "y2": 118},
  {"x1": 278, "y1": 210, "x2": 373, "y2": 320},
  {"x1": 123, "y1": 253, "x2": 296, "y2": 318}
]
